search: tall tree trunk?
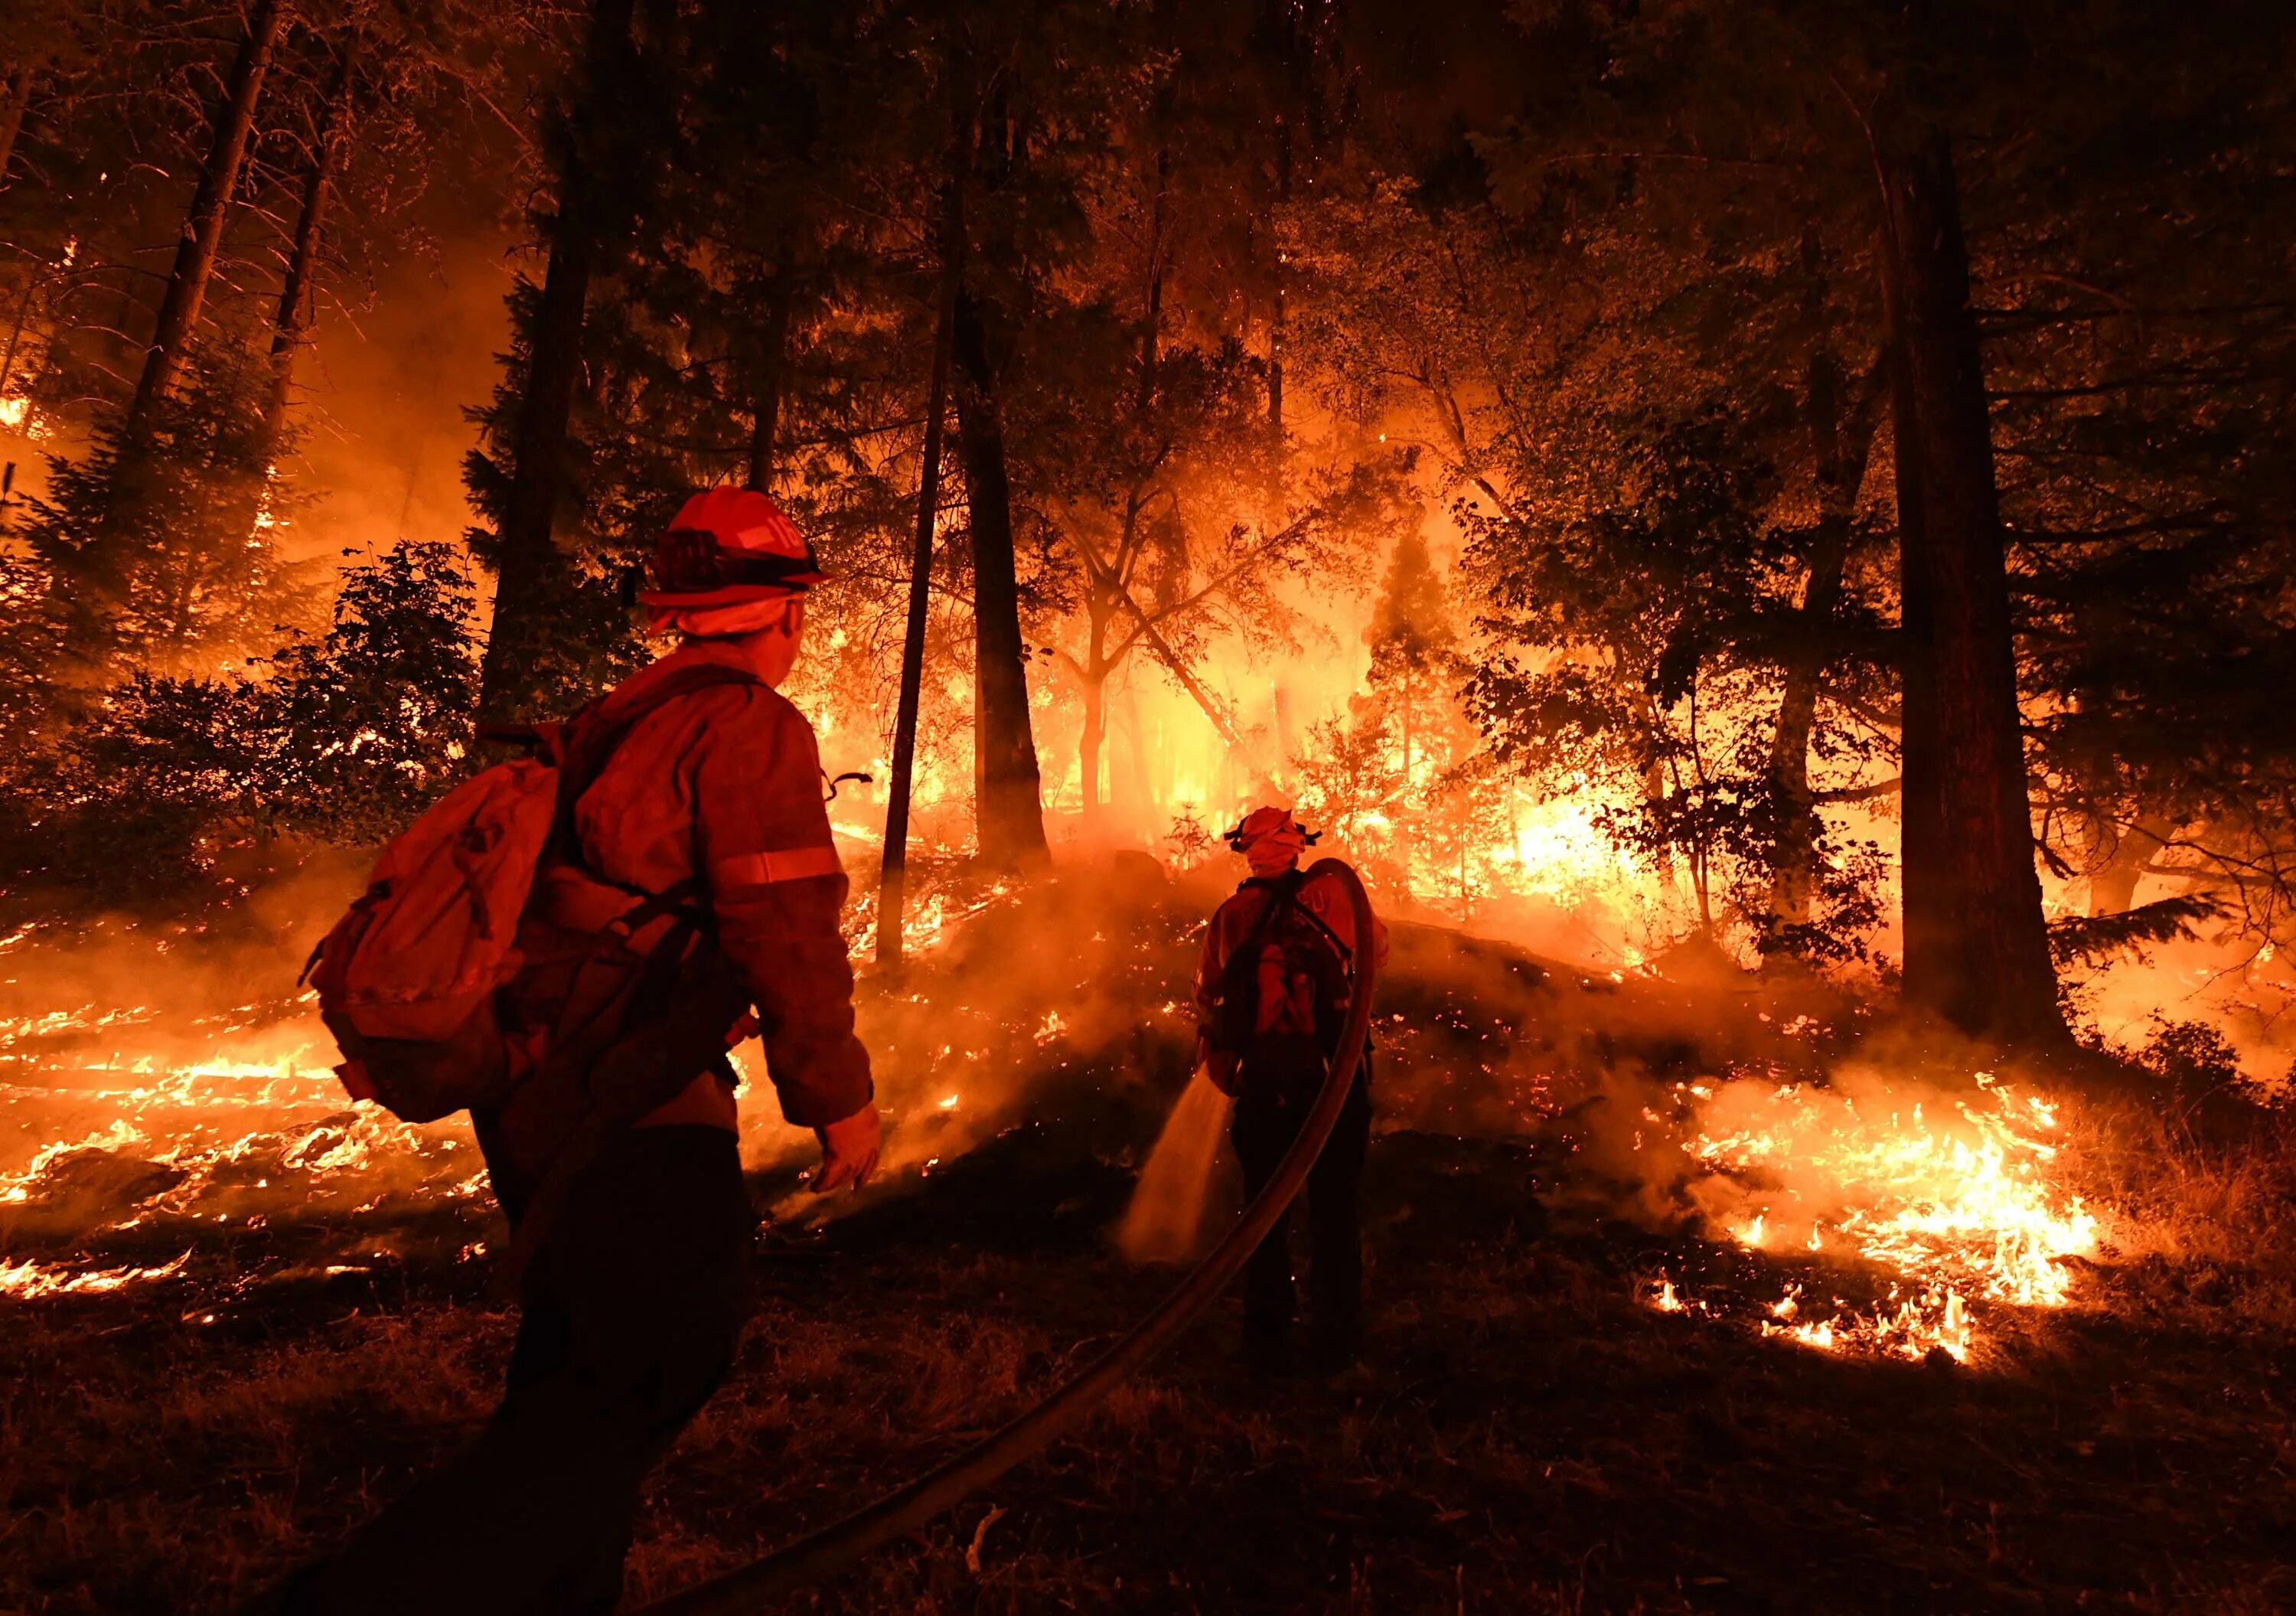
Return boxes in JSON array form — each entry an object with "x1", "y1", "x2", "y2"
[
  {"x1": 476, "y1": 0, "x2": 637, "y2": 721},
  {"x1": 119, "y1": 0, "x2": 287, "y2": 452},
  {"x1": 744, "y1": 269, "x2": 794, "y2": 492},
  {"x1": 951, "y1": 286, "x2": 1049, "y2": 867},
  {"x1": 1880, "y1": 224, "x2": 1952, "y2": 1014},
  {"x1": 1138, "y1": 149, "x2": 1167, "y2": 418},
  {"x1": 1114, "y1": 675, "x2": 1152, "y2": 828},
  {"x1": 877, "y1": 161, "x2": 966, "y2": 968},
  {"x1": 1267, "y1": 286, "x2": 1285, "y2": 504},
  {"x1": 258, "y1": 34, "x2": 359, "y2": 459},
  {"x1": 1766, "y1": 527, "x2": 1853, "y2": 938},
  {"x1": 1079, "y1": 648, "x2": 1107, "y2": 825},
  {"x1": 1272, "y1": 678, "x2": 1296, "y2": 785},
  {"x1": 1400, "y1": 684, "x2": 1414, "y2": 784},
  {"x1": 1877, "y1": 122, "x2": 2063, "y2": 1044},
  {"x1": 1081, "y1": 184, "x2": 1167, "y2": 834},
  {"x1": 0, "y1": 273, "x2": 38, "y2": 403},
  {"x1": 1766, "y1": 351, "x2": 1881, "y2": 946},
  {"x1": 0, "y1": 67, "x2": 32, "y2": 190},
  {"x1": 1075, "y1": 570, "x2": 1132, "y2": 831},
  {"x1": 1264, "y1": 0, "x2": 1296, "y2": 517}
]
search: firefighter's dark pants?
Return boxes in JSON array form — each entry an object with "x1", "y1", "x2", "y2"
[
  {"x1": 1231, "y1": 1061, "x2": 1371, "y2": 1357},
  {"x1": 273, "y1": 1125, "x2": 753, "y2": 1615}
]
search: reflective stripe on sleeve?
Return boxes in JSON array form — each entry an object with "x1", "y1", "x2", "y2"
[{"x1": 709, "y1": 845, "x2": 845, "y2": 890}]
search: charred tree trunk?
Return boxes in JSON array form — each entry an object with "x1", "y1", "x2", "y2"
[
  {"x1": 1877, "y1": 124, "x2": 2063, "y2": 1044},
  {"x1": 475, "y1": 211, "x2": 598, "y2": 717},
  {"x1": 119, "y1": 0, "x2": 287, "y2": 451},
  {"x1": 952, "y1": 286, "x2": 1049, "y2": 868},
  {"x1": 744, "y1": 269, "x2": 794, "y2": 493},
  {"x1": 476, "y1": 0, "x2": 638, "y2": 721},
  {"x1": 1267, "y1": 136, "x2": 1289, "y2": 514},
  {"x1": 1766, "y1": 534, "x2": 1851, "y2": 936},
  {"x1": 1766, "y1": 351, "x2": 1880, "y2": 946},
  {"x1": 259, "y1": 35, "x2": 359, "y2": 458},
  {"x1": 1881, "y1": 230, "x2": 1953, "y2": 1014},
  {"x1": 0, "y1": 274, "x2": 37, "y2": 403},
  {"x1": 877, "y1": 161, "x2": 966, "y2": 968},
  {"x1": 0, "y1": 66, "x2": 31, "y2": 189}
]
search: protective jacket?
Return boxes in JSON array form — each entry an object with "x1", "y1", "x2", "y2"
[
  {"x1": 1194, "y1": 865, "x2": 1388, "y2": 1089},
  {"x1": 506, "y1": 638, "x2": 872, "y2": 1141}
]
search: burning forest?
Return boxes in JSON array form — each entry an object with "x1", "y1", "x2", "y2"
[{"x1": 5, "y1": 0, "x2": 2296, "y2": 1611}]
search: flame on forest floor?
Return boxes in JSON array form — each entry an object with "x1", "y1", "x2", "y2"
[
  {"x1": 0, "y1": 1001, "x2": 489, "y2": 1306},
  {"x1": 8, "y1": 923, "x2": 2109, "y2": 1361},
  {"x1": 0, "y1": 1249, "x2": 192, "y2": 1298},
  {"x1": 0, "y1": 880, "x2": 1072, "y2": 1297},
  {"x1": 1649, "y1": 1072, "x2": 2104, "y2": 1363}
]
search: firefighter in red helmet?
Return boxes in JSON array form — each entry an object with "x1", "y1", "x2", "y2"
[
  {"x1": 269, "y1": 488, "x2": 878, "y2": 1614},
  {"x1": 1195, "y1": 807, "x2": 1388, "y2": 1373}
]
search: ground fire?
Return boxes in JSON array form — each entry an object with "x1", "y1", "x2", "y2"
[{"x1": 5, "y1": 0, "x2": 2296, "y2": 1611}]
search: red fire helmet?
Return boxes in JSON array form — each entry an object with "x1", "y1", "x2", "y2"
[
  {"x1": 1225, "y1": 805, "x2": 1320, "y2": 855},
  {"x1": 641, "y1": 487, "x2": 825, "y2": 608}
]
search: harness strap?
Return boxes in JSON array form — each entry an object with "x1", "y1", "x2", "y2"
[{"x1": 1236, "y1": 870, "x2": 1355, "y2": 981}]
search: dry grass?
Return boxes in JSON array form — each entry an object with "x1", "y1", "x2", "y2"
[
  {"x1": 2065, "y1": 1085, "x2": 2296, "y2": 1333},
  {"x1": 5, "y1": 1101, "x2": 2295, "y2": 1614}
]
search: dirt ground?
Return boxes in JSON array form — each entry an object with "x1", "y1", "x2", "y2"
[{"x1": 4, "y1": 877, "x2": 2294, "y2": 1612}]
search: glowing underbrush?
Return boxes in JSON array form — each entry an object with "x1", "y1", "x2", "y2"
[{"x1": 1662, "y1": 1071, "x2": 2105, "y2": 1361}]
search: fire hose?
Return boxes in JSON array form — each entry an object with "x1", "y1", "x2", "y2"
[{"x1": 633, "y1": 857, "x2": 1376, "y2": 1614}]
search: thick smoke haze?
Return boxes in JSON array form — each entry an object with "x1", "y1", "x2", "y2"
[{"x1": 285, "y1": 224, "x2": 517, "y2": 577}]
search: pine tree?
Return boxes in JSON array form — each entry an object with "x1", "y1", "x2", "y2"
[
  {"x1": 11, "y1": 540, "x2": 477, "y2": 906},
  {"x1": 19, "y1": 344, "x2": 311, "y2": 701},
  {"x1": 1365, "y1": 530, "x2": 1459, "y2": 785},
  {"x1": 472, "y1": 0, "x2": 647, "y2": 723},
  {"x1": 115, "y1": 0, "x2": 288, "y2": 457}
]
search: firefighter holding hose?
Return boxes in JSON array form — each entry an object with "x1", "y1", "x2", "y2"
[
  {"x1": 265, "y1": 489, "x2": 879, "y2": 1614},
  {"x1": 1196, "y1": 807, "x2": 1388, "y2": 1374}
]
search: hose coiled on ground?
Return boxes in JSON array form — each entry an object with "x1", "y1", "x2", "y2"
[{"x1": 635, "y1": 857, "x2": 1378, "y2": 1613}]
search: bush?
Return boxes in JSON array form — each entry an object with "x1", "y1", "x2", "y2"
[
  {"x1": 2136, "y1": 1015, "x2": 2248, "y2": 1095},
  {"x1": 2, "y1": 542, "x2": 480, "y2": 912}
]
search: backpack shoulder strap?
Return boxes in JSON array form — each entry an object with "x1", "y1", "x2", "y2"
[
  {"x1": 1228, "y1": 870, "x2": 1306, "y2": 964},
  {"x1": 1267, "y1": 870, "x2": 1354, "y2": 971}
]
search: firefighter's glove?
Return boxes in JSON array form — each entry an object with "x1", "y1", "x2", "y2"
[
  {"x1": 812, "y1": 1102, "x2": 882, "y2": 1193},
  {"x1": 1205, "y1": 1049, "x2": 1241, "y2": 1097}
]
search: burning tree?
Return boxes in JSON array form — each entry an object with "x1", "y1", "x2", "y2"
[{"x1": 0, "y1": 0, "x2": 2289, "y2": 1056}]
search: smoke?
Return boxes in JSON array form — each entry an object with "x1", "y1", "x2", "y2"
[
  {"x1": 2063, "y1": 928, "x2": 2296, "y2": 1096},
  {"x1": 0, "y1": 798, "x2": 2172, "y2": 1360},
  {"x1": 745, "y1": 852, "x2": 1207, "y2": 1222},
  {"x1": 286, "y1": 222, "x2": 517, "y2": 576}
]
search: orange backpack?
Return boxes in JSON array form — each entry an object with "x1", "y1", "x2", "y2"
[
  {"x1": 305, "y1": 665, "x2": 759, "y2": 1126},
  {"x1": 1205, "y1": 871, "x2": 1354, "y2": 1082}
]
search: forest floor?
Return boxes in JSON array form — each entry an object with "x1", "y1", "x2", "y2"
[{"x1": 4, "y1": 867, "x2": 2295, "y2": 1614}]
